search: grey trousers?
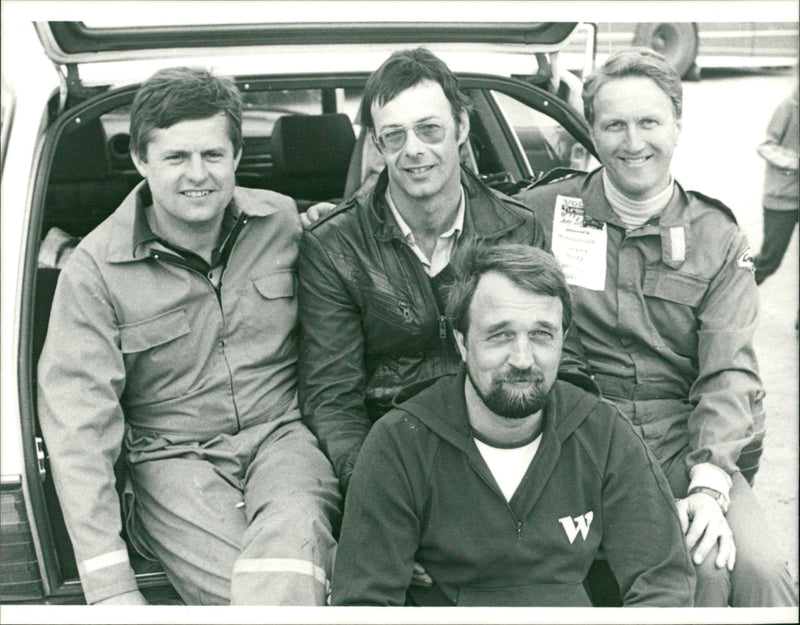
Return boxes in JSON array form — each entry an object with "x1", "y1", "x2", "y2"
[
  {"x1": 125, "y1": 411, "x2": 341, "y2": 605},
  {"x1": 663, "y1": 458, "x2": 797, "y2": 607}
]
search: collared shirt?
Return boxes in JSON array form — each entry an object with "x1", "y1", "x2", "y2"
[
  {"x1": 132, "y1": 188, "x2": 242, "y2": 287},
  {"x1": 385, "y1": 187, "x2": 465, "y2": 277}
]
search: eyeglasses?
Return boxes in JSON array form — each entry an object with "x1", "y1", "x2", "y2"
[{"x1": 374, "y1": 120, "x2": 447, "y2": 153}]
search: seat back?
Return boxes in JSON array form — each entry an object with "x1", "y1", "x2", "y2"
[
  {"x1": 44, "y1": 118, "x2": 140, "y2": 238},
  {"x1": 268, "y1": 113, "x2": 356, "y2": 208}
]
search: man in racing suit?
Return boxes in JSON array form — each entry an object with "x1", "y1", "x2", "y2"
[
  {"x1": 38, "y1": 67, "x2": 340, "y2": 605},
  {"x1": 516, "y1": 48, "x2": 795, "y2": 606}
]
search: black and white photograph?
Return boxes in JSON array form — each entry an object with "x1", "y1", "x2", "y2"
[{"x1": 1, "y1": 1, "x2": 797, "y2": 623}]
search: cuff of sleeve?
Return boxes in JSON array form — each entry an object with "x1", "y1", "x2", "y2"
[
  {"x1": 688, "y1": 462, "x2": 732, "y2": 498},
  {"x1": 79, "y1": 550, "x2": 138, "y2": 604}
]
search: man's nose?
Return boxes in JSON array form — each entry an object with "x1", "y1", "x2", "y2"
[
  {"x1": 508, "y1": 336, "x2": 535, "y2": 370},
  {"x1": 402, "y1": 127, "x2": 426, "y2": 155},
  {"x1": 185, "y1": 155, "x2": 208, "y2": 180},
  {"x1": 624, "y1": 126, "x2": 646, "y2": 151}
]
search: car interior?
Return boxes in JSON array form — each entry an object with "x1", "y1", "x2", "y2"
[{"x1": 28, "y1": 75, "x2": 597, "y2": 600}]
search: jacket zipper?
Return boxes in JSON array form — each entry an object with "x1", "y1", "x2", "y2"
[
  {"x1": 398, "y1": 244, "x2": 449, "y2": 348},
  {"x1": 150, "y1": 249, "x2": 241, "y2": 430},
  {"x1": 467, "y1": 455, "x2": 524, "y2": 540}
]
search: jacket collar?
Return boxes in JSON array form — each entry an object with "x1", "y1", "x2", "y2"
[
  {"x1": 580, "y1": 168, "x2": 693, "y2": 269},
  {"x1": 367, "y1": 165, "x2": 527, "y2": 243},
  {"x1": 106, "y1": 181, "x2": 278, "y2": 264},
  {"x1": 395, "y1": 367, "x2": 600, "y2": 514}
]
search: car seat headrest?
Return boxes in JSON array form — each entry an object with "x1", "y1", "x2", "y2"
[{"x1": 271, "y1": 114, "x2": 356, "y2": 176}]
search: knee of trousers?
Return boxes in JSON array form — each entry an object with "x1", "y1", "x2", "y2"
[
  {"x1": 244, "y1": 496, "x2": 338, "y2": 558},
  {"x1": 730, "y1": 547, "x2": 791, "y2": 588},
  {"x1": 694, "y1": 553, "x2": 731, "y2": 588}
]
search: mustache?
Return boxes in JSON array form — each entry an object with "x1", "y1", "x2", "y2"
[{"x1": 499, "y1": 368, "x2": 544, "y2": 384}]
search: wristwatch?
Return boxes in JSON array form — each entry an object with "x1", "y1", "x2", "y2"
[{"x1": 688, "y1": 486, "x2": 730, "y2": 514}]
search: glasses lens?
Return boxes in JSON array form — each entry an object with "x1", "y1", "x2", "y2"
[
  {"x1": 414, "y1": 122, "x2": 445, "y2": 144},
  {"x1": 378, "y1": 129, "x2": 407, "y2": 153},
  {"x1": 377, "y1": 121, "x2": 447, "y2": 153}
]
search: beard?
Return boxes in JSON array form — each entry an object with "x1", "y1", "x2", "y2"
[{"x1": 467, "y1": 364, "x2": 549, "y2": 420}]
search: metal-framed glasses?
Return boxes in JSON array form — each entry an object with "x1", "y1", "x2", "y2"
[{"x1": 374, "y1": 120, "x2": 448, "y2": 153}]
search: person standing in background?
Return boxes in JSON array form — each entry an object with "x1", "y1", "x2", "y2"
[{"x1": 753, "y1": 83, "x2": 799, "y2": 287}]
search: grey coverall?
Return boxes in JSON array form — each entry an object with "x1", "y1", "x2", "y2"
[
  {"x1": 38, "y1": 182, "x2": 341, "y2": 605},
  {"x1": 518, "y1": 168, "x2": 796, "y2": 607}
]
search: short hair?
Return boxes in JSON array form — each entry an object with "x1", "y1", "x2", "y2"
[
  {"x1": 582, "y1": 47, "x2": 683, "y2": 125},
  {"x1": 360, "y1": 47, "x2": 473, "y2": 130},
  {"x1": 129, "y1": 67, "x2": 243, "y2": 160},
  {"x1": 447, "y1": 243, "x2": 572, "y2": 336}
]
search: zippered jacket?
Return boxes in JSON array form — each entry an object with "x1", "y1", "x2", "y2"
[
  {"x1": 331, "y1": 369, "x2": 695, "y2": 606},
  {"x1": 37, "y1": 182, "x2": 302, "y2": 603},
  {"x1": 298, "y1": 166, "x2": 547, "y2": 491},
  {"x1": 515, "y1": 169, "x2": 765, "y2": 489}
]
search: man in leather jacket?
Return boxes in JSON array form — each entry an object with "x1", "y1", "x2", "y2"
[{"x1": 298, "y1": 48, "x2": 549, "y2": 494}]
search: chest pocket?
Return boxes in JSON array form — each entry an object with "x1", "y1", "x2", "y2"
[
  {"x1": 119, "y1": 307, "x2": 190, "y2": 353},
  {"x1": 240, "y1": 271, "x2": 298, "y2": 362},
  {"x1": 642, "y1": 268, "x2": 708, "y2": 357},
  {"x1": 253, "y1": 272, "x2": 295, "y2": 299},
  {"x1": 642, "y1": 269, "x2": 708, "y2": 306},
  {"x1": 349, "y1": 264, "x2": 417, "y2": 333},
  {"x1": 119, "y1": 307, "x2": 193, "y2": 400}
]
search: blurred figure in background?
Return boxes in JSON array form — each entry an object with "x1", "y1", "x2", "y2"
[{"x1": 753, "y1": 82, "x2": 799, "y2": 287}]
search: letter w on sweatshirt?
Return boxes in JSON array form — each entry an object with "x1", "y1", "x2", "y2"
[{"x1": 558, "y1": 511, "x2": 594, "y2": 544}]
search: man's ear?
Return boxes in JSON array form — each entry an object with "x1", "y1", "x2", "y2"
[
  {"x1": 456, "y1": 109, "x2": 470, "y2": 145},
  {"x1": 453, "y1": 328, "x2": 468, "y2": 362},
  {"x1": 130, "y1": 150, "x2": 148, "y2": 179}
]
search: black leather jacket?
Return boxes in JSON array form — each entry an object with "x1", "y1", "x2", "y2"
[{"x1": 298, "y1": 166, "x2": 547, "y2": 491}]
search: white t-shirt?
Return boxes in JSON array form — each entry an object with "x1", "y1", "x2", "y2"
[{"x1": 474, "y1": 435, "x2": 542, "y2": 502}]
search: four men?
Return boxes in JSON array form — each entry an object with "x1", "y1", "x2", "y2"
[
  {"x1": 332, "y1": 244, "x2": 694, "y2": 606},
  {"x1": 38, "y1": 48, "x2": 795, "y2": 607}
]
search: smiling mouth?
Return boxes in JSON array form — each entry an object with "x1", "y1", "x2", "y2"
[
  {"x1": 620, "y1": 156, "x2": 651, "y2": 166},
  {"x1": 181, "y1": 190, "x2": 212, "y2": 198},
  {"x1": 405, "y1": 165, "x2": 434, "y2": 174}
]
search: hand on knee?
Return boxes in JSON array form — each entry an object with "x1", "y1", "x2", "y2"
[{"x1": 676, "y1": 493, "x2": 736, "y2": 571}]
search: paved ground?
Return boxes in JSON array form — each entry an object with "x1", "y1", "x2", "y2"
[{"x1": 672, "y1": 66, "x2": 799, "y2": 589}]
